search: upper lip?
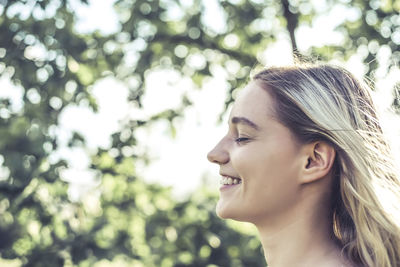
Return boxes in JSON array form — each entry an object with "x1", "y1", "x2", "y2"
[{"x1": 220, "y1": 173, "x2": 241, "y2": 180}]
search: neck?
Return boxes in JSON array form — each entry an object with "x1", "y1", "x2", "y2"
[{"x1": 255, "y1": 195, "x2": 346, "y2": 267}]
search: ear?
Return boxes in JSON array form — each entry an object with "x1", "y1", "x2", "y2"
[{"x1": 300, "y1": 141, "x2": 336, "y2": 184}]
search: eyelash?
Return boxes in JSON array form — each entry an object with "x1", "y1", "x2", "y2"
[{"x1": 235, "y1": 137, "x2": 250, "y2": 144}]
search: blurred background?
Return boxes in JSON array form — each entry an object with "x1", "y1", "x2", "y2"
[{"x1": 1, "y1": 0, "x2": 400, "y2": 266}]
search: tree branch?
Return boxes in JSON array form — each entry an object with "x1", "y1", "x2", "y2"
[
  {"x1": 281, "y1": 0, "x2": 299, "y2": 54},
  {"x1": 152, "y1": 33, "x2": 256, "y2": 66}
]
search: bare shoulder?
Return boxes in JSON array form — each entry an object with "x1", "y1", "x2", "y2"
[
  {"x1": 340, "y1": 259, "x2": 365, "y2": 267},
  {"x1": 322, "y1": 251, "x2": 363, "y2": 267},
  {"x1": 327, "y1": 261, "x2": 363, "y2": 267},
  {"x1": 318, "y1": 260, "x2": 363, "y2": 267},
  {"x1": 347, "y1": 263, "x2": 365, "y2": 267}
]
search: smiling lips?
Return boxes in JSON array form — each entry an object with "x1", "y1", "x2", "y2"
[{"x1": 220, "y1": 175, "x2": 242, "y2": 185}]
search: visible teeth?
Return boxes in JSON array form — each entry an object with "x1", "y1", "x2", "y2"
[{"x1": 220, "y1": 176, "x2": 241, "y2": 185}]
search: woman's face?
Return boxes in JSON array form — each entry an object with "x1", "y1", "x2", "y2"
[{"x1": 207, "y1": 81, "x2": 306, "y2": 225}]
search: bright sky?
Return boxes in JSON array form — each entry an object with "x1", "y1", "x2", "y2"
[{"x1": 2, "y1": 0, "x2": 400, "y2": 200}]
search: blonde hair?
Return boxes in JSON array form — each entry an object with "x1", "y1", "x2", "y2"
[{"x1": 253, "y1": 64, "x2": 400, "y2": 267}]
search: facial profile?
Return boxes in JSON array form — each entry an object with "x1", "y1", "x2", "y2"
[{"x1": 207, "y1": 81, "x2": 333, "y2": 225}]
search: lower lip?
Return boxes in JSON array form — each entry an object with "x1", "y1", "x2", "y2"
[{"x1": 220, "y1": 183, "x2": 241, "y2": 191}]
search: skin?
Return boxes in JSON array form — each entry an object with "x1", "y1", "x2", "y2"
[{"x1": 207, "y1": 81, "x2": 354, "y2": 267}]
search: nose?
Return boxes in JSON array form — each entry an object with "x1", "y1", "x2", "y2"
[{"x1": 207, "y1": 138, "x2": 229, "y2": 165}]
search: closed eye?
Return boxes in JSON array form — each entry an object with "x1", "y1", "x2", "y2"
[{"x1": 235, "y1": 137, "x2": 250, "y2": 144}]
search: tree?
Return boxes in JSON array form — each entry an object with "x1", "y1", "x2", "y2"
[
  {"x1": 1, "y1": 0, "x2": 399, "y2": 266},
  {"x1": 0, "y1": 0, "x2": 122, "y2": 265}
]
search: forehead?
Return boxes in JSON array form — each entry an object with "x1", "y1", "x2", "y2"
[{"x1": 229, "y1": 81, "x2": 276, "y2": 123}]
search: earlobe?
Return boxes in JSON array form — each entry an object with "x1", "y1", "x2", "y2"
[{"x1": 301, "y1": 142, "x2": 336, "y2": 184}]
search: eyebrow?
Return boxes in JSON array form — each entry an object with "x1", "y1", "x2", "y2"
[{"x1": 231, "y1": 116, "x2": 260, "y2": 130}]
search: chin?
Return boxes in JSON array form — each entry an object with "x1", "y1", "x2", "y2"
[
  {"x1": 216, "y1": 202, "x2": 257, "y2": 224},
  {"x1": 216, "y1": 209, "x2": 230, "y2": 219},
  {"x1": 216, "y1": 201, "x2": 233, "y2": 219},
  {"x1": 216, "y1": 201, "x2": 244, "y2": 221}
]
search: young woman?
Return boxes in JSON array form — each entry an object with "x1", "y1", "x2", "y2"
[{"x1": 207, "y1": 63, "x2": 400, "y2": 267}]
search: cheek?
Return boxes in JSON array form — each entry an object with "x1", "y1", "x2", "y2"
[
  {"x1": 230, "y1": 146, "x2": 256, "y2": 176},
  {"x1": 232, "y1": 143, "x2": 300, "y2": 193},
  {"x1": 231, "y1": 144, "x2": 284, "y2": 177}
]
